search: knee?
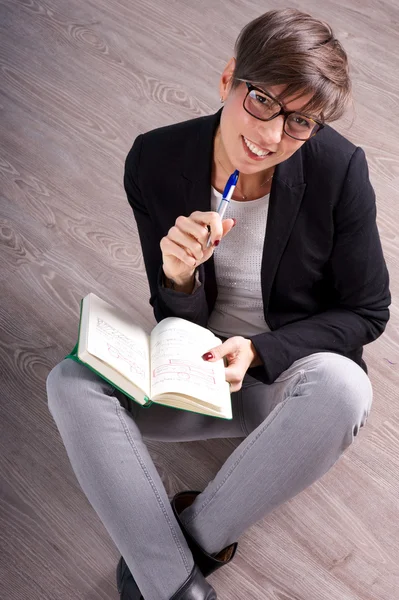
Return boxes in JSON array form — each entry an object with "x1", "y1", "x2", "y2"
[
  {"x1": 47, "y1": 358, "x2": 78, "y2": 416},
  {"x1": 46, "y1": 358, "x2": 99, "y2": 423},
  {"x1": 308, "y1": 354, "x2": 372, "y2": 438}
]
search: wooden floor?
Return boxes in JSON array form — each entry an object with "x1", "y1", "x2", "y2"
[{"x1": 1, "y1": 0, "x2": 398, "y2": 598}]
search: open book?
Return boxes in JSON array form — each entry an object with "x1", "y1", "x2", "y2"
[{"x1": 65, "y1": 293, "x2": 232, "y2": 419}]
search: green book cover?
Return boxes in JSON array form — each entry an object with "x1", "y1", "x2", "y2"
[{"x1": 64, "y1": 299, "x2": 152, "y2": 408}]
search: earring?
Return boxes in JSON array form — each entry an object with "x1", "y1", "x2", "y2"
[{"x1": 220, "y1": 97, "x2": 224, "y2": 103}]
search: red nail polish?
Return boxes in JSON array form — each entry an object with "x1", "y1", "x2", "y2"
[
  {"x1": 232, "y1": 218, "x2": 237, "y2": 227},
  {"x1": 213, "y1": 239, "x2": 220, "y2": 247},
  {"x1": 202, "y1": 352, "x2": 214, "y2": 361}
]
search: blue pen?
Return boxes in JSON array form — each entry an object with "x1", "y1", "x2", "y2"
[{"x1": 206, "y1": 169, "x2": 239, "y2": 248}]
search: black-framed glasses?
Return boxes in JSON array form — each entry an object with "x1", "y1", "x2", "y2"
[{"x1": 243, "y1": 82, "x2": 324, "y2": 141}]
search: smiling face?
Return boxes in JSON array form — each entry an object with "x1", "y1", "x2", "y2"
[{"x1": 218, "y1": 58, "x2": 318, "y2": 175}]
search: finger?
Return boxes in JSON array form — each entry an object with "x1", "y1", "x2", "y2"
[
  {"x1": 160, "y1": 237, "x2": 197, "y2": 268},
  {"x1": 175, "y1": 215, "x2": 209, "y2": 246},
  {"x1": 221, "y1": 218, "x2": 236, "y2": 238},
  {"x1": 201, "y1": 347, "x2": 243, "y2": 392},
  {"x1": 202, "y1": 337, "x2": 243, "y2": 362},
  {"x1": 167, "y1": 226, "x2": 204, "y2": 261},
  {"x1": 190, "y1": 211, "x2": 223, "y2": 245},
  {"x1": 206, "y1": 217, "x2": 236, "y2": 250},
  {"x1": 224, "y1": 366, "x2": 243, "y2": 393}
]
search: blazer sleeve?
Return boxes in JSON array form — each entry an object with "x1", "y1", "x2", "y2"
[
  {"x1": 124, "y1": 134, "x2": 209, "y2": 325},
  {"x1": 249, "y1": 146, "x2": 391, "y2": 384}
]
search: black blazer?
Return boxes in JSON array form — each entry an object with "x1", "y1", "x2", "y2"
[{"x1": 124, "y1": 109, "x2": 391, "y2": 384}]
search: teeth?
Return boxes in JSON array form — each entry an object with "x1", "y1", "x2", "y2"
[{"x1": 243, "y1": 136, "x2": 271, "y2": 157}]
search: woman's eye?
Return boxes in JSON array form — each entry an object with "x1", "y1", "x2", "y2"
[
  {"x1": 294, "y1": 116, "x2": 311, "y2": 128},
  {"x1": 256, "y1": 94, "x2": 272, "y2": 106},
  {"x1": 249, "y1": 91, "x2": 270, "y2": 105}
]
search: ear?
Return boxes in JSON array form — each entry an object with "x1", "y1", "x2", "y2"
[{"x1": 219, "y1": 57, "x2": 236, "y2": 101}]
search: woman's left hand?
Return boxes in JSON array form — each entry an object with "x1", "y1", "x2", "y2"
[{"x1": 202, "y1": 336, "x2": 262, "y2": 392}]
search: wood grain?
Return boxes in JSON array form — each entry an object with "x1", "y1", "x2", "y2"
[{"x1": 1, "y1": 0, "x2": 398, "y2": 598}]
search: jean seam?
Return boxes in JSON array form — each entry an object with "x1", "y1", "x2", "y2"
[
  {"x1": 292, "y1": 370, "x2": 307, "y2": 397},
  {"x1": 237, "y1": 389, "x2": 249, "y2": 437},
  {"x1": 114, "y1": 398, "x2": 191, "y2": 574},
  {"x1": 183, "y1": 393, "x2": 293, "y2": 525}
]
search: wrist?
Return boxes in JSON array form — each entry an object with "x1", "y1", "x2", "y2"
[
  {"x1": 248, "y1": 340, "x2": 262, "y2": 368},
  {"x1": 163, "y1": 270, "x2": 195, "y2": 294}
]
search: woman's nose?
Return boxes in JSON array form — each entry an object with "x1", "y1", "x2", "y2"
[{"x1": 259, "y1": 116, "x2": 284, "y2": 145}]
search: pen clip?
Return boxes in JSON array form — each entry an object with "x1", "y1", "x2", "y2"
[{"x1": 222, "y1": 169, "x2": 239, "y2": 199}]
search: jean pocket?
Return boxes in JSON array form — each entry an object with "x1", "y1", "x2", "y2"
[{"x1": 275, "y1": 367, "x2": 305, "y2": 384}]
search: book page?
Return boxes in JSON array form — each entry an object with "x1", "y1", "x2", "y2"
[
  {"x1": 84, "y1": 294, "x2": 151, "y2": 396},
  {"x1": 150, "y1": 317, "x2": 229, "y2": 406}
]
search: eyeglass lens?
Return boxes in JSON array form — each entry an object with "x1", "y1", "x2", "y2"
[{"x1": 245, "y1": 89, "x2": 319, "y2": 140}]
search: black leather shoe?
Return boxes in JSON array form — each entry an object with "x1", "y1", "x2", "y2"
[
  {"x1": 171, "y1": 491, "x2": 237, "y2": 578},
  {"x1": 170, "y1": 564, "x2": 217, "y2": 600},
  {"x1": 116, "y1": 555, "x2": 142, "y2": 599},
  {"x1": 116, "y1": 557, "x2": 216, "y2": 599}
]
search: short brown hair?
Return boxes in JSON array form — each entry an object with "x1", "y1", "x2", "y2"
[{"x1": 232, "y1": 8, "x2": 351, "y2": 122}]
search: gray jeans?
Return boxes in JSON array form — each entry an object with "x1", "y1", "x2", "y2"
[{"x1": 46, "y1": 352, "x2": 372, "y2": 600}]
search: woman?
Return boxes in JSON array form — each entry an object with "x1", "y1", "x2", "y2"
[{"x1": 47, "y1": 8, "x2": 390, "y2": 600}]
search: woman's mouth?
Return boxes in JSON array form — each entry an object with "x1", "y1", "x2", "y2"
[{"x1": 242, "y1": 135, "x2": 275, "y2": 161}]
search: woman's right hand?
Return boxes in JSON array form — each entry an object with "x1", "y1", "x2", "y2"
[{"x1": 160, "y1": 211, "x2": 235, "y2": 287}]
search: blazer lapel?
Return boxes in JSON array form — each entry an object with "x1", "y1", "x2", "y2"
[
  {"x1": 181, "y1": 109, "x2": 222, "y2": 213},
  {"x1": 261, "y1": 151, "x2": 306, "y2": 317}
]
